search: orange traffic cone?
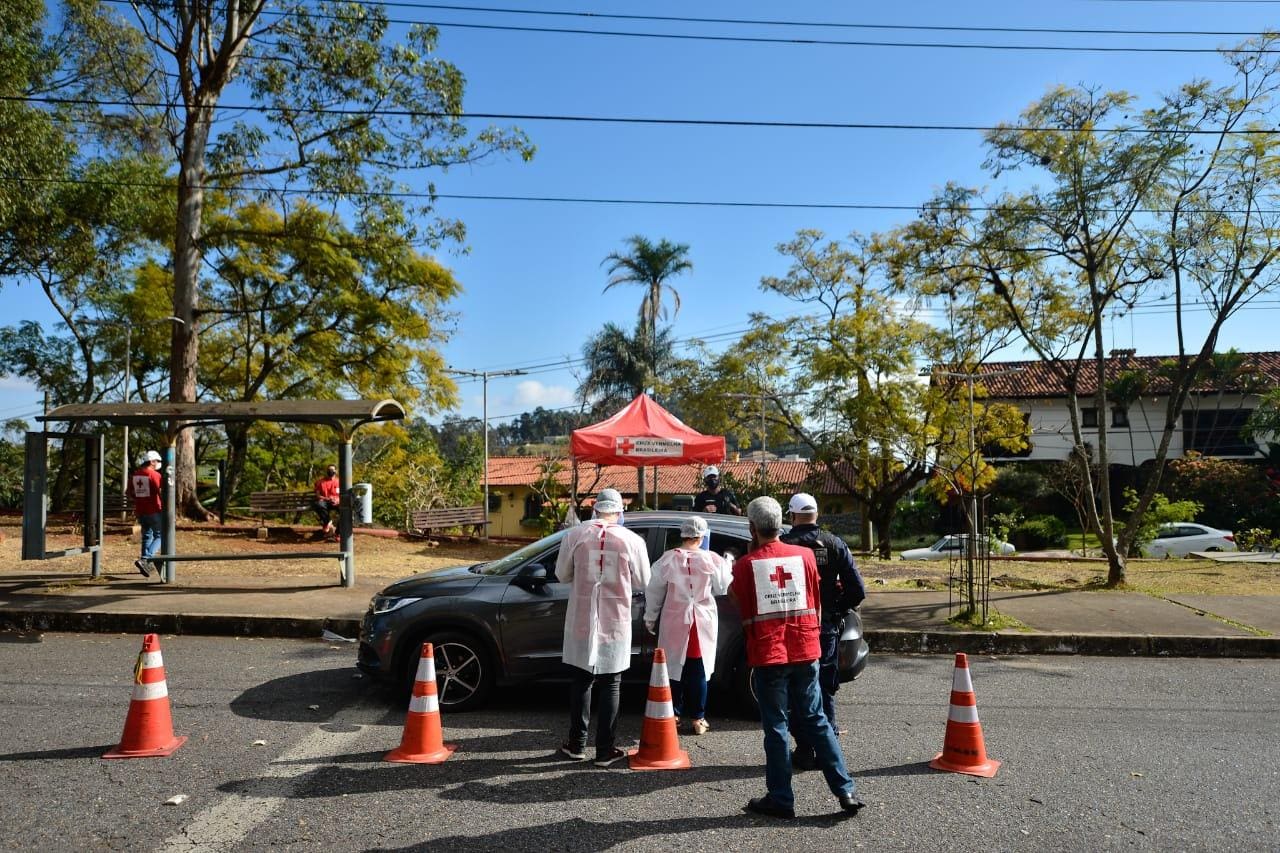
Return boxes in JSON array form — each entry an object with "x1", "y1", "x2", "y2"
[
  {"x1": 629, "y1": 648, "x2": 691, "y2": 771},
  {"x1": 929, "y1": 652, "x2": 1000, "y2": 777},
  {"x1": 384, "y1": 643, "x2": 456, "y2": 764},
  {"x1": 103, "y1": 634, "x2": 186, "y2": 759}
]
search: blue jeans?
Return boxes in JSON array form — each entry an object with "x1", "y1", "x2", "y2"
[
  {"x1": 138, "y1": 513, "x2": 163, "y2": 560},
  {"x1": 791, "y1": 622, "x2": 841, "y2": 755},
  {"x1": 752, "y1": 661, "x2": 855, "y2": 809},
  {"x1": 671, "y1": 657, "x2": 707, "y2": 720}
]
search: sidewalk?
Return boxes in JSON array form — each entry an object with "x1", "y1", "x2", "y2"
[{"x1": 0, "y1": 570, "x2": 1277, "y2": 657}]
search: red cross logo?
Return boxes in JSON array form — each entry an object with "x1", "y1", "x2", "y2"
[
  {"x1": 616, "y1": 438, "x2": 635, "y2": 454},
  {"x1": 769, "y1": 565, "x2": 792, "y2": 589}
]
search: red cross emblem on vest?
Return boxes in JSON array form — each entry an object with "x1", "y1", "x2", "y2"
[
  {"x1": 769, "y1": 564, "x2": 792, "y2": 589},
  {"x1": 616, "y1": 438, "x2": 635, "y2": 454}
]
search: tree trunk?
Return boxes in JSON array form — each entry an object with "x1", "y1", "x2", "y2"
[
  {"x1": 170, "y1": 103, "x2": 214, "y2": 521},
  {"x1": 871, "y1": 505, "x2": 894, "y2": 559},
  {"x1": 223, "y1": 422, "x2": 251, "y2": 513}
]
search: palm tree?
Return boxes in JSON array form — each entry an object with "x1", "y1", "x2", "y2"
[
  {"x1": 601, "y1": 236, "x2": 692, "y2": 388},
  {"x1": 578, "y1": 321, "x2": 676, "y2": 507}
]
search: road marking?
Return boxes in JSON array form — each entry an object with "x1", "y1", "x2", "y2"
[{"x1": 160, "y1": 699, "x2": 382, "y2": 852}]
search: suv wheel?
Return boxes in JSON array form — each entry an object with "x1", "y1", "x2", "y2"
[{"x1": 401, "y1": 630, "x2": 495, "y2": 711}]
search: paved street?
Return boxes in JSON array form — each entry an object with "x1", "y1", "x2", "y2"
[{"x1": 0, "y1": 633, "x2": 1276, "y2": 851}]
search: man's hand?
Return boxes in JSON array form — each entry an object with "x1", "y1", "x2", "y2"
[{"x1": 644, "y1": 619, "x2": 657, "y2": 634}]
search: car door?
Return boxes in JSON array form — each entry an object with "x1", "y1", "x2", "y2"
[{"x1": 497, "y1": 544, "x2": 569, "y2": 679}]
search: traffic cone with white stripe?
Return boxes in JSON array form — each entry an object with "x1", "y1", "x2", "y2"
[
  {"x1": 929, "y1": 652, "x2": 1000, "y2": 777},
  {"x1": 629, "y1": 648, "x2": 691, "y2": 770},
  {"x1": 384, "y1": 643, "x2": 456, "y2": 764},
  {"x1": 103, "y1": 634, "x2": 186, "y2": 759}
]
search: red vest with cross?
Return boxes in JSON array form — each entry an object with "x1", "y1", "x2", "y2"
[{"x1": 730, "y1": 540, "x2": 821, "y2": 667}]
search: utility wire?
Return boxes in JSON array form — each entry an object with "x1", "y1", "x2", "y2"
[{"x1": 14, "y1": 94, "x2": 1280, "y2": 136}]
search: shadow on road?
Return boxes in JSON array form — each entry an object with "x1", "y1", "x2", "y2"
[{"x1": 0, "y1": 744, "x2": 115, "y2": 762}]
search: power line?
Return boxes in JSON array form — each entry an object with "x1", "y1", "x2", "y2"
[{"x1": 16, "y1": 95, "x2": 1280, "y2": 136}]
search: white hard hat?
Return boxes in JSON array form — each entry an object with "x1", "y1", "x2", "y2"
[{"x1": 702, "y1": 465, "x2": 719, "y2": 478}]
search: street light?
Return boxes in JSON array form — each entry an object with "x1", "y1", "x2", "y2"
[
  {"x1": 121, "y1": 316, "x2": 184, "y2": 514},
  {"x1": 724, "y1": 389, "x2": 805, "y2": 479},
  {"x1": 446, "y1": 367, "x2": 526, "y2": 540}
]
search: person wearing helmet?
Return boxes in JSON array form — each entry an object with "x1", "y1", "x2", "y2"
[
  {"x1": 130, "y1": 450, "x2": 164, "y2": 578},
  {"x1": 643, "y1": 514, "x2": 732, "y2": 735},
  {"x1": 694, "y1": 465, "x2": 742, "y2": 516}
]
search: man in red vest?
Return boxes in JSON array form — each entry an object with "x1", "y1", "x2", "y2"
[
  {"x1": 730, "y1": 495, "x2": 863, "y2": 819},
  {"x1": 130, "y1": 450, "x2": 163, "y2": 578},
  {"x1": 313, "y1": 465, "x2": 340, "y2": 539}
]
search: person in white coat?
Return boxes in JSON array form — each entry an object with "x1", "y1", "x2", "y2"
[
  {"x1": 557, "y1": 488, "x2": 651, "y2": 767},
  {"x1": 643, "y1": 514, "x2": 731, "y2": 735}
]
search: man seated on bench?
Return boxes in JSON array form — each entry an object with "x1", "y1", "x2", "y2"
[{"x1": 313, "y1": 464, "x2": 340, "y2": 540}]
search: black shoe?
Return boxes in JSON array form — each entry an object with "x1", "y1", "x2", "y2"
[
  {"x1": 558, "y1": 742, "x2": 587, "y2": 761},
  {"x1": 593, "y1": 747, "x2": 628, "y2": 767},
  {"x1": 791, "y1": 751, "x2": 818, "y2": 772},
  {"x1": 837, "y1": 793, "x2": 865, "y2": 815},
  {"x1": 744, "y1": 796, "x2": 795, "y2": 820},
  {"x1": 134, "y1": 559, "x2": 151, "y2": 578}
]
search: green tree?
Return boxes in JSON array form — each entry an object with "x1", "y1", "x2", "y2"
[
  {"x1": 57, "y1": 0, "x2": 533, "y2": 516},
  {"x1": 601, "y1": 235, "x2": 693, "y2": 378}
]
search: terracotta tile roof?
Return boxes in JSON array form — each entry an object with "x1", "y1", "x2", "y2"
[
  {"x1": 488, "y1": 457, "x2": 856, "y2": 496},
  {"x1": 962, "y1": 350, "x2": 1280, "y2": 399}
]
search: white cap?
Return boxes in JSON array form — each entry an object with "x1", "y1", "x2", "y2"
[
  {"x1": 788, "y1": 492, "x2": 818, "y2": 514},
  {"x1": 702, "y1": 465, "x2": 719, "y2": 478},
  {"x1": 144, "y1": 450, "x2": 162, "y2": 464},
  {"x1": 679, "y1": 515, "x2": 709, "y2": 539},
  {"x1": 594, "y1": 488, "x2": 624, "y2": 515}
]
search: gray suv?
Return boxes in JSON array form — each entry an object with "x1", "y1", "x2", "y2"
[{"x1": 357, "y1": 511, "x2": 867, "y2": 711}]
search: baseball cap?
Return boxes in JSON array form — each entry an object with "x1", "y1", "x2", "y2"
[
  {"x1": 144, "y1": 450, "x2": 162, "y2": 464},
  {"x1": 594, "y1": 488, "x2": 624, "y2": 514},
  {"x1": 787, "y1": 492, "x2": 818, "y2": 514},
  {"x1": 702, "y1": 465, "x2": 719, "y2": 478},
  {"x1": 679, "y1": 515, "x2": 709, "y2": 539}
]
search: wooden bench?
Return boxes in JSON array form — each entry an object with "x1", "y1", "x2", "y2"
[
  {"x1": 103, "y1": 494, "x2": 129, "y2": 515},
  {"x1": 410, "y1": 506, "x2": 489, "y2": 538},
  {"x1": 249, "y1": 490, "x2": 316, "y2": 524}
]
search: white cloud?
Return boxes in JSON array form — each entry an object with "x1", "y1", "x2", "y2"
[{"x1": 511, "y1": 380, "x2": 574, "y2": 409}]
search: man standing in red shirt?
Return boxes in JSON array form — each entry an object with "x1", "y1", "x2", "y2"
[
  {"x1": 730, "y1": 495, "x2": 863, "y2": 819},
  {"x1": 313, "y1": 465, "x2": 340, "y2": 539},
  {"x1": 130, "y1": 450, "x2": 163, "y2": 578}
]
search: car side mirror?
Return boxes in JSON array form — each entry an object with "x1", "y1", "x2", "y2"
[{"x1": 515, "y1": 564, "x2": 551, "y2": 590}]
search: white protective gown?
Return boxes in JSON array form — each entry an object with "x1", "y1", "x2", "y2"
[
  {"x1": 558, "y1": 519, "x2": 652, "y2": 675},
  {"x1": 643, "y1": 547, "x2": 732, "y2": 681}
]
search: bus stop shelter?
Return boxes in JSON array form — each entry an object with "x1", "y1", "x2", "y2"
[{"x1": 27, "y1": 399, "x2": 406, "y2": 587}]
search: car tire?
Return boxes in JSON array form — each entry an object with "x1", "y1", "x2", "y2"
[{"x1": 400, "y1": 630, "x2": 495, "y2": 712}]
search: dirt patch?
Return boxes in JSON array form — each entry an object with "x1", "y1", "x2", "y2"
[{"x1": 0, "y1": 516, "x2": 514, "y2": 580}]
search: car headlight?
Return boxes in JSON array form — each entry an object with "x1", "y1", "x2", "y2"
[{"x1": 371, "y1": 595, "x2": 422, "y2": 615}]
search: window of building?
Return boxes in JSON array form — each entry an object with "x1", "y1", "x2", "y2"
[
  {"x1": 1111, "y1": 407, "x2": 1129, "y2": 428},
  {"x1": 1081, "y1": 407, "x2": 1098, "y2": 428},
  {"x1": 1181, "y1": 408, "x2": 1257, "y2": 456}
]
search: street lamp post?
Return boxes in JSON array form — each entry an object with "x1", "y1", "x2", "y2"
[
  {"x1": 725, "y1": 389, "x2": 804, "y2": 480},
  {"x1": 120, "y1": 317, "x2": 185, "y2": 517},
  {"x1": 446, "y1": 367, "x2": 526, "y2": 540}
]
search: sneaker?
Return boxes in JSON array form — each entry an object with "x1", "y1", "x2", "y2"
[
  {"x1": 593, "y1": 746, "x2": 628, "y2": 767},
  {"x1": 691, "y1": 719, "x2": 710, "y2": 736},
  {"x1": 134, "y1": 559, "x2": 151, "y2": 578},
  {"x1": 558, "y1": 742, "x2": 587, "y2": 761}
]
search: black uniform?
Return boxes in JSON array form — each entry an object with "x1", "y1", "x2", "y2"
[
  {"x1": 693, "y1": 487, "x2": 741, "y2": 515},
  {"x1": 782, "y1": 522, "x2": 865, "y2": 760}
]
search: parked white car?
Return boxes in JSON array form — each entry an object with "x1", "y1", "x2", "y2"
[
  {"x1": 900, "y1": 534, "x2": 1016, "y2": 561},
  {"x1": 1145, "y1": 523, "x2": 1236, "y2": 557}
]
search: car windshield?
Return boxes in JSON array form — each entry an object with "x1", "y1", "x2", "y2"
[{"x1": 472, "y1": 529, "x2": 568, "y2": 575}]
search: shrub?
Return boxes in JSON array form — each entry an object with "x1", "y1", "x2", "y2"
[{"x1": 1011, "y1": 515, "x2": 1068, "y2": 550}]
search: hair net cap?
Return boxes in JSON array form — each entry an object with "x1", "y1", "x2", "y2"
[
  {"x1": 594, "y1": 488, "x2": 624, "y2": 514},
  {"x1": 679, "y1": 515, "x2": 709, "y2": 539}
]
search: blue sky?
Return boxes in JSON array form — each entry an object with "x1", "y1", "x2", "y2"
[{"x1": 5, "y1": 1, "x2": 1280, "y2": 427}]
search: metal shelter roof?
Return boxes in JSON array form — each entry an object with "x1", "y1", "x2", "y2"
[{"x1": 41, "y1": 399, "x2": 406, "y2": 432}]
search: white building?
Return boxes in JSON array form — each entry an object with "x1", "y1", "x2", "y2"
[{"x1": 975, "y1": 350, "x2": 1279, "y2": 466}]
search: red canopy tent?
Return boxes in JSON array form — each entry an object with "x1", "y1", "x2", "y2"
[{"x1": 570, "y1": 394, "x2": 725, "y2": 507}]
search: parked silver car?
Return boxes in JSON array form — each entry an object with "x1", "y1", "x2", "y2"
[
  {"x1": 900, "y1": 534, "x2": 1016, "y2": 561},
  {"x1": 1145, "y1": 523, "x2": 1236, "y2": 557},
  {"x1": 358, "y1": 511, "x2": 869, "y2": 710}
]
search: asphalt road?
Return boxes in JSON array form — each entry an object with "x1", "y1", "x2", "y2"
[{"x1": 0, "y1": 633, "x2": 1276, "y2": 852}]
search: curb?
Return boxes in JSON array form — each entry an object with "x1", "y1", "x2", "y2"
[
  {"x1": 0, "y1": 609, "x2": 361, "y2": 640},
  {"x1": 865, "y1": 628, "x2": 1280, "y2": 658},
  {"x1": 2, "y1": 608, "x2": 1278, "y2": 657}
]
